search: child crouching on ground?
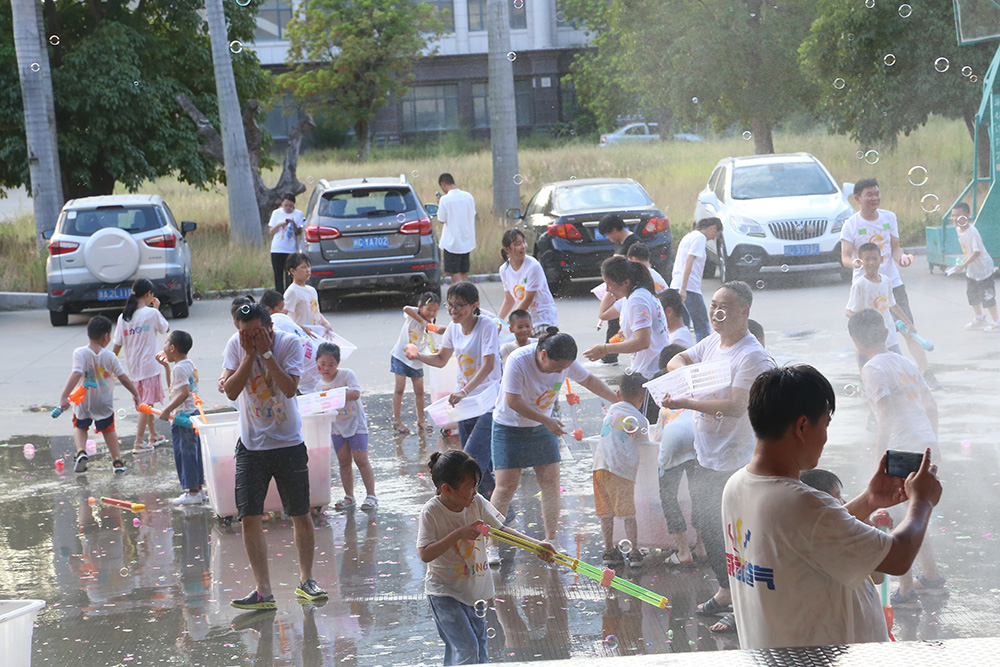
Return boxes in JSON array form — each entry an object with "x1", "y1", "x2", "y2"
[
  {"x1": 593, "y1": 373, "x2": 649, "y2": 569},
  {"x1": 417, "y1": 450, "x2": 553, "y2": 665},
  {"x1": 156, "y1": 330, "x2": 205, "y2": 506},
  {"x1": 316, "y1": 343, "x2": 377, "y2": 511}
]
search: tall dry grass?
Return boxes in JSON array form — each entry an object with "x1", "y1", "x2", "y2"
[{"x1": 2, "y1": 116, "x2": 976, "y2": 293}]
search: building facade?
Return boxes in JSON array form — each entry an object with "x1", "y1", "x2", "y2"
[{"x1": 251, "y1": 0, "x2": 590, "y2": 142}]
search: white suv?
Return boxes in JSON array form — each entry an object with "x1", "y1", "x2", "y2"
[
  {"x1": 44, "y1": 194, "x2": 196, "y2": 326},
  {"x1": 694, "y1": 153, "x2": 853, "y2": 283}
]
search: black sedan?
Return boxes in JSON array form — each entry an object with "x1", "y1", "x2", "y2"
[{"x1": 509, "y1": 178, "x2": 672, "y2": 292}]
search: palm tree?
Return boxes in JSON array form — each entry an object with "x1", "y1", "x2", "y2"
[
  {"x1": 205, "y1": 0, "x2": 263, "y2": 246},
  {"x1": 11, "y1": 0, "x2": 64, "y2": 250},
  {"x1": 487, "y1": 0, "x2": 521, "y2": 217}
]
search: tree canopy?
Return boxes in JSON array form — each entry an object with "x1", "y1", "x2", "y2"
[
  {"x1": 279, "y1": 0, "x2": 445, "y2": 161},
  {"x1": 0, "y1": 0, "x2": 272, "y2": 201}
]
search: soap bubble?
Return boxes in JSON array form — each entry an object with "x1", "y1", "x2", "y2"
[
  {"x1": 712, "y1": 309, "x2": 727, "y2": 323},
  {"x1": 883, "y1": 54, "x2": 896, "y2": 67},
  {"x1": 513, "y1": 0, "x2": 524, "y2": 8},
  {"x1": 622, "y1": 416, "x2": 639, "y2": 435},
  {"x1": 237, "y1": 0, "x2": 251, "y2": 5},
  {"x1": 970, "y1": 75, "x2": 979, "y2": 83},
  {"x1": 229, "y1": 40, "x2": 243, "y2": 54},
  {"x1": 780, "y1": 264, "x2": 789, "y2": 273},
  {"x1": 133, "y1": 518, "x2": 141, "y2": 527},
  {"x1": 116, "y1": 408, "x2": 127, "y2": 420},
  {"x1": 486, "y1": 627, "x2": 497, "y2": 639},
  {"x1": 907, "y1": 166, "x2": 928, "y2": 186},
  {"x1": 617, "y1": 539, "x2": 633, "y2": 555},
  {"x1": 847, "y1": 33, "x2": 854, "y2": 40},
  {"x1": 411, "y1": 169, "x2": 419, "y2": 178},
  {"x1": 865, "y1": 0, "x2": 875, "y2": 7},
  {"x1": 474, "y1": 599, "x2": 488, "y2": 618},
  {"x1": 624, "y1": 366, "x2": 634, "y2": 375},
  {"x1": 692, "y1": 97, "x2": 699, "y2": 104},
  {"x1": 856, "y1": 150, "x2": 865, "y2": 160},
  {"x1": 898, "y1": 4, "x2": 912, "y2": 18},
  {"x1": 23, "y1": 444, "x2": 35, "y2": 460},
  {"x1": 920, "y1": 194, "x2": 940, "y2": 213},
  {"x1": 396, "y1": 213, "x2": 406, "y2": 223},
  {"x1": 742, "y1": 253, "x2": 754, "y2": 264},
  {"x1": 85, "y1": 440, "x2": 97, "y2": 456},
  {"x1": 30, "y1": 62, "x2": 41, "y2": 72},
  {"x1": 962, "y1": 66, "x2": 973, "y2": 77},
  {"x1": 715, "y1": 411, "x2": 724, "y2": 421},
  {"x1": 556, "y1": 11, "x2": 566, "y2": 22},
  {"x1": 844, "y1": 384, "x2": 858, "y2": 397},
  {"x1": 833, "y1": 78, "x2": 845, "y2": 90},
  {"x1": 512, "y1": 173, "x2": 524, "y2": 185},
  {"x1": 755, "y1": 280, "x2": 765, "y2": 289},
  {"x1": 742, "y1": 131, "x2": 752, "y2": 140},
  {"x1": 604, "y1": 635, "x2": 619, "y2": 650},
  {"x1": 133, "y1": 80, "x2": 140, "y2": 87},
  {"x1": 240, "y1": 304, "x2": 252, "y2": 314},
  {"x1": 506, "y1": 51, "x2": 517, "y2": 62},
  {"x1": 49, "y1": 35, "x2": 60, "y2": 46},
  {"x1": 864, "y1": 150, "x2": 879, "y2": 165},
  {"x1": 934, "y1": 57, "x2": 949, "y2": 73},
  {"x1": 120, "y1": 567, "x2": 130, "y2": 577}
]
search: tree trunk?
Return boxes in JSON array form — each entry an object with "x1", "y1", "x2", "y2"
[
  {"x1": 751, "y1": 117, "x2": 774, "y2": 155},
  {"x1": 205, "y1": 0, "x2": 263, "y2": 246},
  {"x1": 963, "y1": 105, "x2": 991, "y2": 179},
  {"x1": 355, "y1": 120, "x2": 371, "y2": 162},
  {"x1": 11, "y1": 0, "x2": 64, "y2": 250},
  {"x1": 487, "y1": 0, "x2": 521, "y2": 217}
]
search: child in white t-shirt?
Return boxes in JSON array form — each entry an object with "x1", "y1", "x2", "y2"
[
  {"x1": 659, "y1": 289, "x2": 695, "y2": 348},
  {"x1": 626, "y1": 242, "x2": 668, "y2": 292},
  {"x1": 593, "y1": 373, "x2": 649, "y2": 569},
  {"x1": 59, "y1": 315, "x2": 140, "y2": 475},
  {"x1": 155, "y1": 330, "x2": 205, "y2": 506},
  {"x1": 260, "y1": 290, "x2": 320, "y2": 394},
  {"x1": 317, "y1": 342, "x2": 377, "y2": 512},
  {"x1": 949, "y1": 203, "x2": 999, "y2": 331},
  {"x1": 283, "y1": 252, "x2": 333, "y2": 337},
  {"x1": 499, "y1": 309, "x2": 536, "y2": 368},
  {"x1": 390, "y1": 292, "x2": 441, "y2": 435},
  {"x1": 112, "y1": 278, "x2": 170, "y2": 451},
  {"x1": 417, "y1": 450, "x2": 554, "y2": 665},
  {"x1": 845, "y1": 243, "x2": 914, "y2": 364}
]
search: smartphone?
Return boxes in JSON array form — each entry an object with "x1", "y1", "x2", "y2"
[{"x1": 885, "y1": 450, "x2": 923, "y2": 478}]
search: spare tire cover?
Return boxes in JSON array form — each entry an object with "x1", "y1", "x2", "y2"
[{"x1": 84, "y1": 228, "x2": 141, "y2": 283}]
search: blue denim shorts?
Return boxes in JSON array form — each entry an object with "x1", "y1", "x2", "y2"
[
  {"x1": 390, "y1": 355, "x2": 424, "y2": 379},
  {"x1": 491, "y1": 422, "x2": 561, "y2": 469}
]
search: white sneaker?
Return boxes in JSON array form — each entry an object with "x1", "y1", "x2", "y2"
[
  {"x1": 985, "y1": 322, "x2": 1000, "y2": 333},
  {"x1": 486, "y1": 546, "x2": 501, "y2": 566},
  {"x1": 966, "y1": 317, "x2": 987, "y2": 330},
  {"x1": 172, "y1": 490, "x2": 205, "y2": 506}
]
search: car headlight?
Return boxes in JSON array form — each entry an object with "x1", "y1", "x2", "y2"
[
  {"x1": 831, "y1": 208, "x2": 852, "y2": 234},
  {"x1": 730, "y1": 214, "x2": 766, "y2": 238}
]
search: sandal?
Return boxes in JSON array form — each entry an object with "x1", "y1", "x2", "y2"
[
  {"x1": 696, "y1": 596, "x2": 733, "y2": 617},
  {"x1": 710, "y1": 613, "x2": 737, "y2": 634},
  {"x1": 417, "y1": 421, "x2": 433, "y2": 434},
  {"x1": 664, "y1": 552, "x2": 695, "y2": 567},
  {"x1": 334, "y1": 496, "x2": 355, "y2": 510},
  {"x1": 392, "y1": 422, "x2": 411, "y2": 435},
  {"x1": 360, "y1": 495, "x2": 379, "y2": 511}
]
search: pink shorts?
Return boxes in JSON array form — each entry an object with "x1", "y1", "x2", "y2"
[{"x1": 136, "y1": 376, "x2": 164, "y2": 405}]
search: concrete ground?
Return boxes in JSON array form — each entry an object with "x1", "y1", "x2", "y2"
[{"x1": 2, "y1": 265, "x2": 1000, "y2": 665}]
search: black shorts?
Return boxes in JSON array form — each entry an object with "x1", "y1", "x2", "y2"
[
  {"x1": 442, "y1": 250, "x2": 470, "y2": 275},
  {"x1": 967, "y1": 275, "x2": 997, "y2": 308},
  {"x1": 892, "y1": 285, "x2": 914, "y2": 323},
  {"x1": 73, "y1": 414, "x2": 115, "y2": 433},
  {"x1": 234, "y1": 441, "x2": 310, "y2": 519}
]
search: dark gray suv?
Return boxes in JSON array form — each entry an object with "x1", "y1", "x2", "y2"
[{"x1": 302, "y1": 175, "x2": 441, "y2": 302}]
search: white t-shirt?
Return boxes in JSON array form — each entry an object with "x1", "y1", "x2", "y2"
[
  {"x1": 619, "y1": 288, "x2": 670, "y2": 379},
  {"x1": 656, "y1": 408, "x2": 696, "y2": 471},
  {"x1": 390, "y1": 312, "x2": 429, "y2": 370},
  {"x1": 647, "y1": 265, "x2": 668, "y2": 293},
  {"x1": 416, "y1": 494, "x2": 506, "y2": 607},
  {"x1": 593, "y1": 401, "x2": 648, "y2": 481},
  {"x1": 722, "y1": 469, "x2": 892, "y2": 649},
  {"x1": 222, "y1": 329, "x2": 304, "y2": 451},
  {"x1": 846, "y1": 274, "x2": 899, "y2": 348},
  {"x1": 441, "y1": 317, "x2": 501, "y2": 399},
  {"x1": 668, "y1": 325, "x2": 694, "y2": 348},
  {"x1": 861, "y1": 352, "x2": 936, "y2": 452},
  {"x1": 499, "y1": 256, "x2": 558, "y2": 328},
  {"x1": 271, "y1": 313, "x2": 319, "y2": 394},
  {"x1": 316, "y1": 368, "x2": 367, "y2": 437},
  {"x1": 671, "y1": 230, "x2": 708, "y2": 295},
  {"x1": 169, "y1": 359, "x2": 198, "y2": 414},
  {"x1": 71, "y1": 346, "x2": 126, "y2": 420},
  {"x1": 499, "y1": 338, "x2": 535, "y2": 367},
  {"x1": 958, "y1": 224, "x2": 996, "y2": 281},
  {"x1": 841, "y1": 210, "x2": 902, "y2": 288},
  {"x1": 685, "y1": 332, "x2": 774, "y2": 471},
  {"x1": 437, "y1": 188, "x2": 477, "y2": 254},
  {"x1": 283, "y1": 283, "x2": 325, "y2": 331},
  {"x1": 267, "y1": 207, "x2": 304, "y2": 254},
  {"x1": 112, "y1": 306, "x2": 169, "y2": 381},
  {"x1": 493, "y1": 343, "x2": 590, "y2": 428}
]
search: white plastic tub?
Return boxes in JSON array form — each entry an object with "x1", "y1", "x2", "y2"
[
  {"x1": 297, "y1": 387, "x2": 346, "y2": 416},
  {"x1": 643, "y1": 359, "x2": 732, "y2": 405},
  {"x1": 306, "y1": 328, "x2": 358, "y2": 360},
  {"x1": 426, "y1": 382, "x2": 499, "y2": 426},
  {"x1": 0, "y1": 599, "x2": 44, "y2": 667}
]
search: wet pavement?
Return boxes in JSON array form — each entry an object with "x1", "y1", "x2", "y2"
[{"x1": 3, "y1": 270, "x2": 1000, "y2": 665}]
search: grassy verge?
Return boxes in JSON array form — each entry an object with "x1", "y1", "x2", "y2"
[{"x1": 1, "y1": 116, "x2": 976, "y2": 293}]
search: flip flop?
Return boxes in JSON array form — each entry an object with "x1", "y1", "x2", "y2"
[
  {"x1": 664, "y1": 552, "x2": 696, "y2": 567},
  {"x1": 392, "y1": 422, "x2": 411, "y2": 435},
  {"x1": 696, "y1": 596, "x2": 733, "y2": 617},
  {"x1": 709, "y1": 613, "x2": 737, "y2": 634}
]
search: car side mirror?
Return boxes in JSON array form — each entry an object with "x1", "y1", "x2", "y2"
[
  {"x1": 697, "y1": 192, "x2": 718, "y2": 207},
  {"x1": 41, "y1": 228, "x2": 54, "y2": 240},
  {"x1": 181, "y1": 221, "x2": 197, "y2": 236},
  {"x1": 504, "y1": 208, "x2": 523, "y2": 220},
  {"x1": 842, "y1": 183, "x2": 854, "y2": 201},
  {"x1": 424, "y1": 203, "x2": 439, "y2": 217}
]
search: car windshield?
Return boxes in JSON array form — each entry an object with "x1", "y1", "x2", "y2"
[
  {"x1": 552, "y1": 183, "x2": 652, "y2": 213},
  {"x1": 730, "y1": 162, "x2": 837, "y2": 200},
  {"x1": 318, "y1": 188, "x2": 417, "y2": 218},
  {"x1": 59, "y1": 206, "x2": 164, "y2": 236}
]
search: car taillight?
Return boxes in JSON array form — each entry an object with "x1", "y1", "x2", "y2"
[
  {"x1": 547, "y1": 223, "x2": 582, "y2": 240},
  {"x1": 399, "y1": 217, "x2": 432, "y2": 235},
  {"x1": 144, "y1": 234, "x2": 177, "y2": 248},
  {"x1": 48, "y1": 240, "x2": 79, "y2": 256},
  {"x1": 641, "y1": 216, "x2": 670, "y2": 234},
  {"x1": 305, "y1": 225, "x2": 341, "y2": 242}
]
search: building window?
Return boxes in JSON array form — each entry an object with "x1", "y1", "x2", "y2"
[
  {"x1": 401, "y1": 84, "x2": 460, "y2": 132},
  {"x1": 472, "y1": 80, "x2": 534, "y2": 128},
  {"x1": 422, "y1": 0, "x2": 455, "y2": 32},
  {"x1": 255, "y1": 0, "x2": 294, "y2": 42},
  {"x1": 468, "y1": 0, "x2": 528, "y2": 31}
]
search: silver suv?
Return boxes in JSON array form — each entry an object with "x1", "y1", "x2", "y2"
[
  {"x1": 302, "y1": 175, "x2": 440, "y2": 303},
  {"x1": 45, "y1": 194, "x2": 196, "y2": 326}
]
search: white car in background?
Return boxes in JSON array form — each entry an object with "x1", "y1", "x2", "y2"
[
  {"x1": 600, "y1": 122, "x2": 659, "y2": 146},
  {"x1": 693, "y1": 153, "x2": 854, "y2": 283}
]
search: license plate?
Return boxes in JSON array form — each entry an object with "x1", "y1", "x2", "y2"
[
  {"x1": 783, "y1": 243, "x2": 820, "y2": 256},
  {"x1": 352, "y1": 236, "x2": 389, "y2": 249},
  {"x1": 592, "y1": 228, "x2": 607, "y2": 241},
  {"x1": 98, "y1": 287, "x2": 131, "y2": 301}
]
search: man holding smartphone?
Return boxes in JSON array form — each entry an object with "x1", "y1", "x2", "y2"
[{"x1": 720, "y1": 365, "x2": 942, "y2": 649}]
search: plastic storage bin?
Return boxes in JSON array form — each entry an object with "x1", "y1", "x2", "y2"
[
  {"x1": 297, "y1": 387, "x2": 346, "y2": 416},
  {"x1": 643, "y1": 359, "x2": 732, "y2": 405},
  {"x1": 426, "y1": 382, "x2": 499, "y2": 426},
  {"x1": 1, "y1": 599, "x2": 45, "y2": 667},
  {"x1": 305, "y1": 327, "x2": 358, "y2": 360}
]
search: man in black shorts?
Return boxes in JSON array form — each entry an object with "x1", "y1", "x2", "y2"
[
  {"x1": 436, "y1": 173, "x2": 477, "y2": 284},
  {"x1": 222, "y1": 304, "x2": 327, "y2": 609}
]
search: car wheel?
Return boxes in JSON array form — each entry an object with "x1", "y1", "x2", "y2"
[
  {"x1": 703, "y1": 259, "x2": 717, "y2": 279},
  {"x1": 171, "y1": 298, "x2": 190, "y2": 319},
  {"x1": 49, "y1": 309, "x2": 68, "y2": 327}
]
